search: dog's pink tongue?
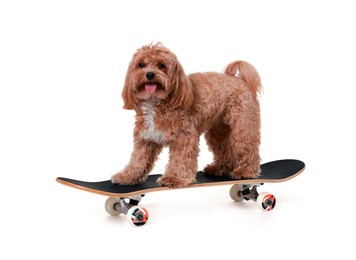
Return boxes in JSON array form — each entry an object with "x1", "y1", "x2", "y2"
[{"x1": 145, "y1": 83, "x2": 157, "y2": 94}]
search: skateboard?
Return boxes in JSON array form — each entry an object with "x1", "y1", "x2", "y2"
[{"x1": 57, "y1": 159, "x2": 305, "y2": 227}]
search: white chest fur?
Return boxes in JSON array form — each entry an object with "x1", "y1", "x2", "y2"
[{"x1": 140, "y1": 103, "x2": 164, "y2": 143}]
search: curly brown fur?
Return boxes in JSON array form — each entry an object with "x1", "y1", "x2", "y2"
[{"x1": 112, "y1": 43, "x2": 262, "y2": 188}]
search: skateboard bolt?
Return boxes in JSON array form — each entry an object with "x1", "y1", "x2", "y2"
[
  {"x1": 136, "y1": 212, "x2": 144, "y2": 221},
  {"x1": 266, "y1": 199, "x2": 273, "y2": 206}
]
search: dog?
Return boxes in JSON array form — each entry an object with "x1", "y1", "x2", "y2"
[{"x1": 111, "y1": 43, "x2": 262, "y2": 188}]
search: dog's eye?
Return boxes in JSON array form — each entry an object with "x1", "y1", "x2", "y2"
[
  {"x1": 158, "y1": 63, "x2": 166, "y2": 70},
  {"x1": 138, "y1": 63, "x2": 145, "y2": 68}
]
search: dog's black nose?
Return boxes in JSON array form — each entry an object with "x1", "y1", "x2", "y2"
[{"x1": 146, "y1": 72, "x2": 155, "y2": 81}]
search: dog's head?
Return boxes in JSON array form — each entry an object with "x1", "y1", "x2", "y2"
[{"x1": 122, "y1": 43, "x2": 193, "y2": 111}]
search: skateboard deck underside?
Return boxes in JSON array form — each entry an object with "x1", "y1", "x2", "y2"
[{"x1": 56, "y1": 159, "x2": 305, "y2": 197}]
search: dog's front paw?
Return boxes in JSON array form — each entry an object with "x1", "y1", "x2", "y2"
[
  {"x1": 204, "y1": 163, "x2": 231, "y2": 176},
  {"x1": 157, "y1": 174, "x2": 195, "y2": 188},
  {"x1": 111, "y1": 170, "x2": 147, "y2": 185},
  {"x1": 231, "y1": 165, "x2": 260, "y2": 180},
  {"x1": 111, "y1": 171, "x2": 132, "y2": 185}
]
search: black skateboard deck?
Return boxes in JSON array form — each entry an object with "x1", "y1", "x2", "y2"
[
  {"x1": 57, "y1": 159, "x2": 305, "y2": 226},
  {"x1": 57, "y1": 159, "x2": 304, "y2": 197}
]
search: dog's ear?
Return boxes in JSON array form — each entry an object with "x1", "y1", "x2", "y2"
[
  {"x1": 122, "y1": 64, "x2": 138, "y2": 111},
  {"x1": 169, "y1": 59, "x2": 193, "y2": 111}
]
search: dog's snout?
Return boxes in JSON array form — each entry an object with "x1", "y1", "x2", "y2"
[{"x1": 146, "y1": 72, "x2": 155, "y2": 81}]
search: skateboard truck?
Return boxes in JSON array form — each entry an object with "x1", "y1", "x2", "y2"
[
  {"x1": 239, "y1": 185, "x2": 260, "y2": 201},
  {"x1": 105, "y1": 195, "x2": 149, "y2": 227},
  {"x1": 230, "y1": 184, "x2": 276, "y2": 211},
  {"x1": 106, "y1": 184, "x2": 276, "y2": 227}
]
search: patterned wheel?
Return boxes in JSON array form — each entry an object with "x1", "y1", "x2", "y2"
[
  {"x1": 127, "y1": 206, "x2": 149, "y2": 227},
  {"x1": 229, "y1": 184, "x2": 245, "y2": 202},
  {"x1": 256, "y1": 192, "x2": 276, "y2": 211}
]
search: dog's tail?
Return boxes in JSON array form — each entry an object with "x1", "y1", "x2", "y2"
[{"x1": 223, "y1": 61, "x2": 262, "y2": 98}]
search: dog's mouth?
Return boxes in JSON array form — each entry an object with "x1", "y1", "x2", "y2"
[
  {"x1": 145, "y1": 83, "x2": 157, "y2": 94},
  {"x1": 138, "y1": 82, "x2": 165, "y2": 94}
]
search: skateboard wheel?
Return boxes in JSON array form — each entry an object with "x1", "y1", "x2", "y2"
[
  {"x1": 105, "y1": 197, "x2": 121, "y2": 216},
  {"x1": 229, "y1": 184, "x2": 245, "y2": 202},
  {"x1": 256, "y1": 192, "x2": 276, "y2": 211},
  {"x1": 127, "y1": 206, "x2": 149, "y2": 227}
]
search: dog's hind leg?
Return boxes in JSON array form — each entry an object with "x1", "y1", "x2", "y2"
[
  {"x1": 204, "y1": 106, "x2": 261, "y2": 179},
  {"x1": 227, "y1": 108, "x2": 261, "y2": 180},
  {"x1": 203, "y1": 121, "x2": 236, "y2": 176}
]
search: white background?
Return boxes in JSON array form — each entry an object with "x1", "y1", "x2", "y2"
[{"x1": 1, "y1": 0, "x2": 355, "y2": 259}]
